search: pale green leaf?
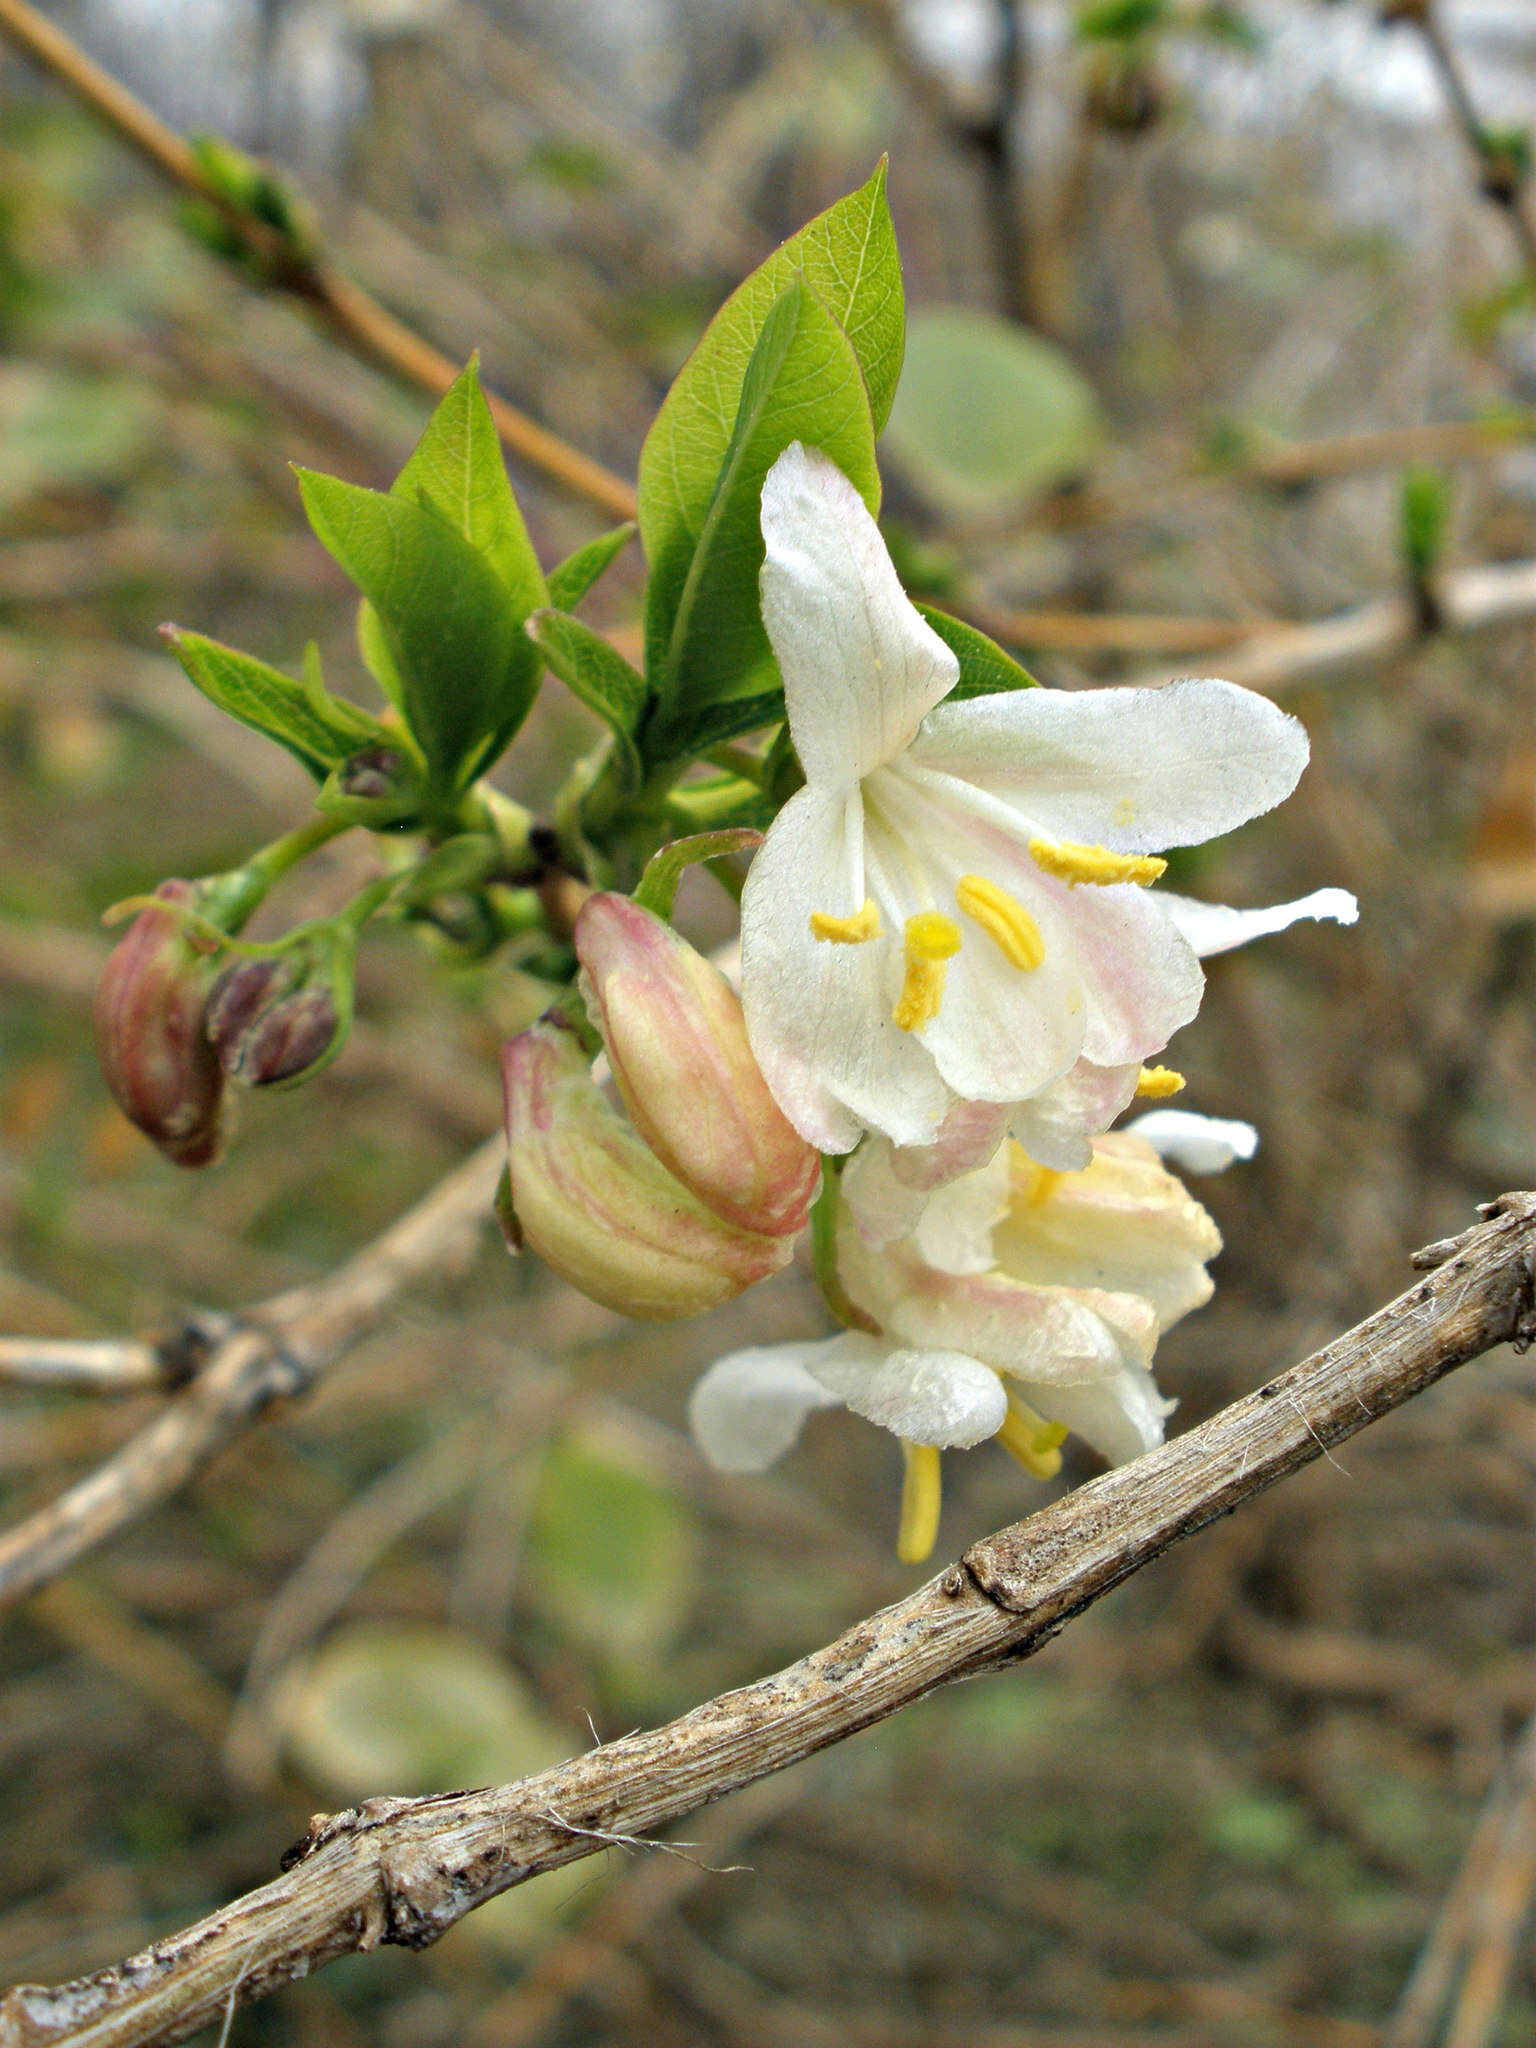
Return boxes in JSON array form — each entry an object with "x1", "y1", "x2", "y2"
[
  {"x1": 916, "y1": 604, "x2": 1039, "y2": 698},
  {"x1": 164, "y1": 626, "x2": 387, "y2": 779},
  {"x1": 884, "y1": 306, "x2": 1101, "y2": 515},
  {"x1": 546, "y1": 523, "x2": 636, "y2": 611},
  {"x1": 527, "y1": 608, "x2": 645, "y2": 788}
]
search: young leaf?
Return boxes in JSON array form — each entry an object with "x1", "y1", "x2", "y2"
[
  {"x1": 915, "y1": 605, "x2": 1040, "y2": 699},
  {"x1": 633, "y1": 828, "x2": 763, "y2": 920},
  {"x1": 527, "y1": 609, "x2": 646, "y2": 788},
  {"x1": 296, "y1": 469, "x2": 530, "y2": 788},
  {"x1": 356, "y1": 599, "x2": 406, "y2": 713},
  {"x1": 546, "y1": 523, "x2": 636, "y2": 611},
  {"x1": 391, "y1": 357, "x2": 546, "y2": 618},
  {"x1": 643, "y1": 279, "x2": 880, "y2": 764},
  {"x1": 638, "y1": 162, "x2": 902, "y2": 683},
  {"x1": 163, "y1": 626, "x2": 390, "y2": 780},
  {"x1": 659, "y1": 688, "x2": 785, "y2": 758}
]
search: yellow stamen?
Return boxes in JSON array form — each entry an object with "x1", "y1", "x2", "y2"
[
  {"x1": 955, "y1": 874, "x2": 1045, "y2": 970},
  {"x1": 995, "y1": 1398, "x2": 1068, "y2": 1481},
  {"x1": 1135, "y1": 1064, "x2": 1186, "y2": 1099},
  {"x1": 810, "y1": 898, "x2": 882, "y2": 945},
  {"x1": 1028, "y1": 838, "x2": 1167, "y2": 889},
  {"x1": 1019, "y1": 1163, "x2": 1063, "y2": 1208},
  {"x1": 897, "y1": 1441, "x2": 943, "y2": 1564},
  {"x1": 893, "y1": 911, "x2": 962, "y2": 1033}
]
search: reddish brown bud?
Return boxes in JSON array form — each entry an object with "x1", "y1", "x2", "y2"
[
  {"x1": 93, "y1": 881, "x2": 229, "y2": 1168},
  {"x1": 205, "y1": 933, "x2": 353, "y2": 1090}
]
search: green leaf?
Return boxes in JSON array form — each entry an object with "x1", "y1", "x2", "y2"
[
  {"x1": 643, "y1": 279, "x2": 880, "y2": 763},
  {"x1": 633, "y1": 828, "x2": 763, "y2": 919},
  {"x1": 638, "y1": 162, "x2": 902, "y2": 690},
  {"x1": 662, "y1": 688, "x2": 785, "y2": 758},
  {"x1": 392, "y1": 357, "x2": 546, "y2": 619},
  {"x1": 916, "y1": 605, "x2": 1039, "y2": 698},
  {"x1": 546, "y1": 522, "x2": 635, "y2": 610},
  {"x1": 296, "y1": 468, "x2": 531, "y2": 787},
  {"x1": 163, "y1": 626, "x2": 388, "y2": 780},
  {"x1": 527, "y1": 608, "x2": 646, "y2": 789},
  {"x1": 356, "y1": 599, "x2": 405, "y2": 713},
  {"x1": 884, "y1": 306, "x2": 1101, "y2": 516}
]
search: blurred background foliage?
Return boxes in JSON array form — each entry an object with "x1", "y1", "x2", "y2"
[{"x1": 2, "y1": 2, "x2": 1536, "y2": 2043}]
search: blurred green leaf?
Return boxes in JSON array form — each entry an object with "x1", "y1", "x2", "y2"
[
  {"x1": 163, "y1": 627, "x2": 391, "y2": 780},
  {"x1": 546, "y1": 523, "x2": 636, "y2": 611},
  {"x1": 1400, "y1": 465, "x2": 1452, "y2": 586},
  {"x1": 527, "y1": 1435, "x2": 699, "y2": 1659},
  {"x1": 884, "y1": 307, "x2": 1101, "y2": 516},
  {"x1": 1076, "y1": 0, "x2": 1169, "y2": 40},
  {"x1": 282, "y1": 1621, "x2": 572, "y2": 1797},
  {"x1": 916, "y1": 605, "x2": 1039, "y2": 698},
  {"x1": 0, "y1": 364, "x2": 155, "y2": 513},
  {"x1": 528, "y1": 609, "x2": 646, "y2": 789},
  {"x1": 296, "y1": 469, "x2": 526, "y2": 790},
  {"x1": 644, "y1": 279, "x2": 879, "y2": 763},
  {"x1": 638, "y1": 161, "x2": 901, "y2": 706}
]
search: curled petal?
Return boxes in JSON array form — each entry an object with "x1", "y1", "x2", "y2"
[
  {"x1": 1126, "y1": 1108, "x2": 1259, "y2": 1174},
  {"x1": 1010, "y1": 1059, "x2": 1142, "y2": 1172},
  {"x1": 760, "y1": 442, "x2": 958, "y2": 790},
  {"x1": 688, "y1": 1342, "x2": 844, "y2": 1472},
  {"x1": 1158, "y1": 886, "x2": 1358, "y2": 959},
  {"x1": 808, "y1": 1332, "x2": 1008, "y2": 1448},
  {"x1": 910, "y1": 677, "x2": 1310, "y2": 854},
  {"x1": 1028, "y1": 1365, "x2": 1176, "y2": 1467}
]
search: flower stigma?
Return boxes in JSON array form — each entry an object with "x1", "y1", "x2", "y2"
[
  {"x1": 810, "y1": 898, "x2": 882, "y2": 945},
  {"x1": 894, "y1": 911, "x2": 963, "y2": 1032},
  {"x1": 1135, "y1": 1065, "x2": 1187, "y2": 1099},
  {"x1": 897, "y1": 1440, "x2": 943, "y2": 1564},
  {"x1": 995, "y1": 1397, "x2": 1069, "y2": 1480},
  {"x1": 1028, "y1": 839, "x2": 1167, "y2": 888},
  {"x1": 955, "y1": 873, "x2": 1045, "y2": 970}
]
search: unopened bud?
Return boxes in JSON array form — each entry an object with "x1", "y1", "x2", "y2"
[
  {"x1": 501, "y1": 1020, "x2": 796, "y2": 1320},
  {"x1": 206, "y1": 929, "x2": 353, "y2": 1089},
  {"x1": 93, "y1": 880, "x2": 228, "y2": 1168},
  {"x1": 575, "y1": 894, "x2": 820, "y2": 1236}
]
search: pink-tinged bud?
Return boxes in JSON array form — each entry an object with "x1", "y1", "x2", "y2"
[
  {"x1": 501, "y1": 1020, "x2": 796, "y2": 1320},
  {"x1": 205, "y1": 929, "x2": 353, "y2": 1090},
  {"x1": 574, "y1": 894, "x2": 820, "y2": 1236},
  {"x1": 93, "y1": 880, "x2": 229, "y2": 1168}
]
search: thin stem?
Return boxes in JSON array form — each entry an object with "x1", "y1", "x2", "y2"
[
  {"x1": 0, "y1": 0, "x2": 638, "y2": 522},
  {"x1": 1408, "y1": 3, "x2": 1536, "y2": 273}
]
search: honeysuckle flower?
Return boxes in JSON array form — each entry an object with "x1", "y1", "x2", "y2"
[
  {"x1": 689, "y1": 1124, "x2": 1227, "y2": 1562},
  {"x1": 740, "y1": 441, "x2": 1333, "y2": 1155},
  {"x1": 501, "y1": 1019, "x2": 800, "y2": 1320}
]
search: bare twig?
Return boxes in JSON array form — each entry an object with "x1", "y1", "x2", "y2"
[
  {"x1": 1397, "y1": 2, "x2": 1536, "y2": 274},
  {"x1": 0, "y1": 1137, "x2": 504, "y2": 1614},
  {"x1": 0, "y1": 1339, "x2": 172, "y2": 1396},
  {"x1": 4, "y1": 1191, "x2": 1534, "y2": 2048},
  {"x1": 0, "y1": 0, "x2": 637, "y2": 521},
  {"x1": 1387, "y1": 1706, "x2": 1536, "y2": 2048}
]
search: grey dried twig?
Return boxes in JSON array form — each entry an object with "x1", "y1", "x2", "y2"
[{"x1": 5, "y1": 1192, "x2": 1535, "y2": 2048}]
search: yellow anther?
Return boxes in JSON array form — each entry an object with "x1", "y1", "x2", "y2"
[
  {"x1": 1028, "y1": 838, "x2": 1167, "y2": 889},
  {"x1": 810, "y1": 898, "x2": 882, "y2": 945},
  {"x1": 897, "y1": 1441, "x2": 943, "y2": 1564},
  {"x1": 893, "y1": 912, "x2": 962, "y2": 1034},
  {"x1": 955, "y1": 874, "x2": 1045, "y2": 970},
  {"x1": 1135, "y1": 1064, "x2": 1186, "y2": 1099},
  {"x1": 995, "y1": 1398, "x2": 1068, "y2": 1481}
]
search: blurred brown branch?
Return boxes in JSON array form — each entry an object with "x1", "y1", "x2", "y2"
[
  {"x1": 5, "y1": 1191, "x2": 1535, "y2": 2048},
  {"x1": 0, "y1": 1137, "x2": 503, "y2": 1614},
  {"x1": 0, "y1": 0, "x2": 638, "y2": 522}
]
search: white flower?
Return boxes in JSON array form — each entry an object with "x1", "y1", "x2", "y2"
[
  {"x1": 689, "y1": 1125, "x2": 1229, "y2": 1561},
  {"x1": 740, "y1": 442, "x2": 1322, "y2": 1154}
]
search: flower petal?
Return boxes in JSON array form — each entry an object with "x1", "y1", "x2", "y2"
[
  {"x1": 1159, "y1": 886, "x2": 1359, "y2": 958},
  {"x1": 1010, "y1": 1058, "x2": 1141, "y2": 1171},
  {"x1": 742, "y1": 782, "x2": 953, "y2": 1151},
  {"x1": 760, "y1": 443, "x2": 959, "y2": 790},
  {"x1": 910, "y1": 677, "x2": 1310, "y2": 853},
  {"x1": 1126, "y1": 1108, "x2": 1259, "y2": 1174},
  {"x1": 1027, "y1": 1365, "x2": 1175, "y2": 1466},
  {"x1": 808, "y1": 1331, "x2": 1008, "y2": 1447},
  {"x1": 688, "y1": 1342, "x2": 844, "y2": 1473}
]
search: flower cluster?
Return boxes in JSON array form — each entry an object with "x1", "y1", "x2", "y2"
[{"x1": 496, "y1": 442, "x2": 1356, "y2": 1560}]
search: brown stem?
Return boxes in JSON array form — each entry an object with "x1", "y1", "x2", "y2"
[
  {"x1": 0, "y1": 0, "x2": 637, "y2": 522},
  {"x1": 1409, "y1": 4, "x2": 1536, "y2": 274},
  {"x1": 4, "y1": 1191, "x2": 1535, "y2": 2048}
]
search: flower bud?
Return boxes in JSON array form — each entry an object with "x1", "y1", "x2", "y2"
[
  {"x1": 574, "y1": 894, "x2": 820, "y2": 1237},
  {"x1": 93, "y1": 880, "x2": 229, "y2": 1168},
  {"x1": 205, "y1": 928, "x2": 353, "y2": 1090},
  {"x1": 501, "y1": 1020, "x2": 796, "y2": 1320}
]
